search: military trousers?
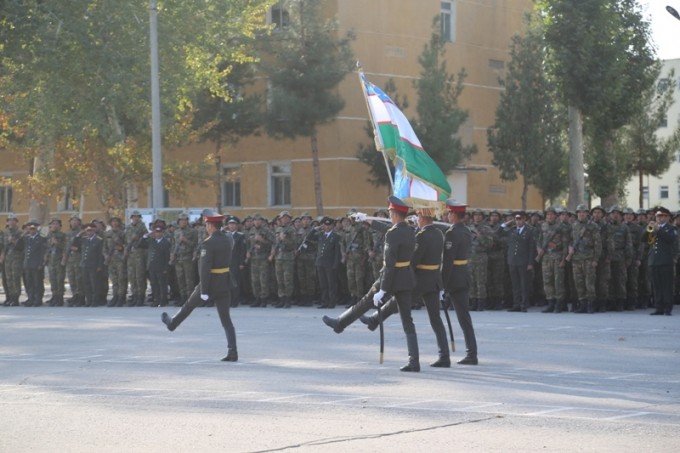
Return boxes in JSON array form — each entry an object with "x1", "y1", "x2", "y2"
[
  {"x1": 250, "y1": 257, "x2": 270, "y2": 299},
  {"x1": 65, "y1": 254, "x2": 82, "y2": 300},
  {"x1": 109, "y1": 254, "x2": 127, "y2": 298},
  {"x1": 274, "y1": 257, "x2": 295, "y2": 298},
  {"x1": 295, "y1": 256, "x2": 316, "y2": 297},
  {"x1": 174, "y1": 258, "x2": 195, "y2": 299},
  {"x1": 572, "y1": 258, "x2": 597, "y2": 302},
  {"x1": 47, "y1": 260, "x2": 66, "y2": 297},
  {"x1": 4, "y1": 254, "x2": 23, "y2": 299},
  {"x1": 609, "y1": 260, "x2": 628, "y2": 300},
  {"x1": 127, "y1": 250, "x2": 147, "y2": 297},
  {"x1": 470, "y1": 253, "x2": 488, "y2": 299},
  {"x1": 345, "y1": 252, "x2": 367, "y2": 298},
  {"x1": 541, "y1": 253, "x2": 566, "y2": 302}
]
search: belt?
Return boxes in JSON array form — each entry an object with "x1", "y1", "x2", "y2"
[
  {"x1": 394, "y1": 261, "x2": 411, "y2": 268},
  {"x1": 453, "y1": 259, "x2": 468, "y2": 265},
  {"x1": 416, "y1": 264, "x2": 440, "y2": 270},
  {"x1": 210, "y1": 267, "x2": 230, "y2": 274}
]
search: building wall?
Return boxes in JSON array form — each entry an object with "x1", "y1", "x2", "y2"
[
  {"x1": 622, "y1": 58, "x2": 680, "y2": 211},
  {"x1": 0, "y1": 0, "x2": 541, "y2": 224}
]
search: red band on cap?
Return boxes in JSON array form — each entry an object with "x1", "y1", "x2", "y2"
[{"x1": 388, "y1": 202, "x2": 409, "y2": 213}]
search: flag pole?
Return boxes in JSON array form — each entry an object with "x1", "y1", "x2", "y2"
[{"x1": 357, "y1": 62, "x2": 394, "y2": 190}]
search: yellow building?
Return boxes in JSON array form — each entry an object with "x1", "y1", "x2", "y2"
[{"x1": 0, "y1": 0, "x2": 542, "y2": 224}]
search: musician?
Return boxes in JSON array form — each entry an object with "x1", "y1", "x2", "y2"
[{"x1": 644, "y1": 206, "x2": 677, "y2": 316}]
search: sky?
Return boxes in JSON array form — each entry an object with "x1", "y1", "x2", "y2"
[{"x1": 641, "y1": 0, "x2": 680, "y2": 60}]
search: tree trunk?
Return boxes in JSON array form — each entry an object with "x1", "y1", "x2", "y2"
[
  {"x1": 215, "y1": 139, "x2": 223, "y2": 211},
  {"x1": 567, "y1": 105, "x2": 585, "y2": 210},
  {"x1": 310, "y1": 132, "x2": 324, "y2": 215},
  {"x1": 521, "y1": 176, "x2": 528, "y2": 211},
  {"x1": 28, "y1": 150, "x2": 50, "y2": 224},
  {"x1": 638, "y1": 169, "x2": 644, "y2": 209}
]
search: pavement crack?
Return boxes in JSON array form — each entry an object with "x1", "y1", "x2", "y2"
[{"x1": 249, "y1": 416, "x2": 497, "y2": 452}]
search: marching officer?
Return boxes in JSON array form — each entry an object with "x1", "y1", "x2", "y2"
[{"x1": 162, "y1": 213, "x2": 238, "y2": 362}]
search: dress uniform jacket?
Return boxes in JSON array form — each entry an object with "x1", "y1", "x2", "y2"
[
  {"x1": 504, "y1": 225, "x2": 537, "y2": 267},
  {"x1": 316, "y1": 231, "x2": 342, "y2": 269},
  {"x1": 442, "y1": 223, "x2": 472, "y2": 292},
  {"x1": 145, "y1": 236, "x2": 171, "y2": 273},
  {"x1": 199, "y1": 230, "x2": 232, "y2": 297},
  {"x1": 646, "y1": 222, "x2": 677, "y2": 266},
  {"x1": 22, "y1": 233, "x2": 47, "y2": 269},
  {"x1": 412, "y1": 224, "x2": 444, "y2": 294},
  {"x1": 379, "y1": 221, "x2": 416, "y2": 293}
]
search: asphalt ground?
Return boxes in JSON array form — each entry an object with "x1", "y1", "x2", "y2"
[{"x1": 1, "y1": 304, "x2": 678, "y2": 452}]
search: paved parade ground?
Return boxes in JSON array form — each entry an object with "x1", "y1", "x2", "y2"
[{"x1": 1, "y1": 306, "x2": 679, "y2": 452}]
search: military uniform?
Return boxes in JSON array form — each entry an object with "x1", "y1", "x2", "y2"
[
  {"x1": 105, "y1": 218, "x2": 127, "y2": 307},
  {"x1": 623, "y1": 208, "x2": 643, "y2": 310},
  {"x1": 537, "y1": 208, "x2": 572, "y2": 313},
  {"x1": 46, "y1": 219, "x2": 67, "y2": 306},
  {"x1": 591, "y1": 206, "x2": 612, "y2": 312},
  {"x1": 468, "y1": 211, "x2": 494, "y2": 310},
  {"x1": 294, "y1": 213, "x2": 319, "y2": 305},
  {"x1": 486, "y1": 211, "x2": 506, "y2": 310},
  {"x1": 21, "y1": 221, "x2": 47, "y2": 306},
  {"x1": 569, "y1": 205, "x2": 602, "y2": 313},
  {"x1": 644, "y1": 207, "x2": 677, "y2": 315},
  {"x1": 272, "y1": 211, "x2": 297, "y2": 308},
  {"x1": 501, "y1": 213, "x2": 536, "y2": 312},
  {"x1": 80, "y1": 225, "x2": 105, "y2": 307},
  {"x1": 162, "y1": 214, "x2": 237, "y2": 361},
  {"x1": 171, "y1": 214, "x2": 198, "y2": 306},
  {"x1": 606, "y1": 206, "x2": 633, "y2": 311},
  {"x1": 247, "y1": 214, "x2": 274, "y2": 306},
  {"x1": 124, "y1": 211, "x2": 148, "y2": 306},
  {"x1": 63, "y1": 218, "x2": 84, "y2": 306},
  {"x1": 342, "y1": 216, "x2": 371, "y2": 305},
  {"x1": 1, "y1": 217, "x2": 24, "y2": 306}
]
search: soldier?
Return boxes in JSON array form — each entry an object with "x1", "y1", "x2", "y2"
[
  {"x1": 80, "y1": 222, "x2": 105, "y2": 307},
  {"x1": 62, "y1": 216, "x2": 84, "y2": 307},
  {"x1": 295, "y1": 212, "x2": 319, "y2": 306},
  {"x1": 644, "y1": 207, "x2": 677, "y2": 316},
  {"x1": 141, "y1": 226, "x2": 171, "y2": 307},
  {"x1": 368, "y1": 209, "x2": 388, "y2": 285},
  {"x1": 21, "y1": 220, "x2": 48, "y2": 306},
  {"x1": 270, "y1": 211, "x2": 297, "y2": 308},
  {"x1": 316, "y1": 217, "x2": 342, "y2": 309},
  {"x1": 341, "y1": 210, "x2": 371, "y2": 307},
  {"x1": 247, "y1": 213, "x2": 274, "y2": 307},
  {"x1": 225, "y1": 216, "x2": 246, "y2": 307},
  {"x1": 537, "y1": 207, "x2": 571, "y2": 313},
  {"x1": 240, "y1": 216, "x2": 254, "y2": 304},
  {"x1": 591, "y1": 205, "x2": 612, "y2": 312},
  {"x1": 468, "y1": 208, "x2": 494, "y2": 311},
  {"x1": 500, "y1": 212, "x2": 536, "y2": 312},
  {"x1": 125, "y1": 210, "x2": 148, "y2": 306},
  {"x1": 486, "y1": 209, "x2": 505, "y2": 310},
  {"x1": 46, "y1": 218, "x2": 67, "y2": 306},
  {"x1": 607, "y1": 206, "x2": 633, "y2": 311},
  {"x1": 170, "y1": 213, "x2": 198, "y2": 307},
  {"x1": 623, "y1": 208, "x2": 643, "y2": 310},
  {"x1": 161, "y1": 213, "x2": 238, "y2": 362},
  {"x1": 104, "y1": 217, "x2": 126, "y2": 307},
  {"x1": 0, "y1": 213, "x2": 24, "y2": 306},
  {"x1": 567, "y1": 204, "x2": 602, "y2": 313},
  {"x1": 636, "y1": 209, "x2": 652, "y2": 308}
]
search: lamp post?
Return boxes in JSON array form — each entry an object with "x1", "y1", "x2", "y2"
[
  {"x1": 149, "y1": 0, "x2": 163, "y2": 210},
  {"x1": 667, "y1": 5, "x2": 680, "y2": 21}
]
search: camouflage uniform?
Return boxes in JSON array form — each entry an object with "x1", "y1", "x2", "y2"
[
  {"x1": 171, "y1": 214, "x2": 198, "y2": 305},
  {"x1": 591, "y1": 206, "x2": 612, "y2": 311},
  {"x1": 46, "y1": 220, "x2": 67, "y2": 306},
  {"x1": 125, "y1": 212, "x2": 148, "y2": 306},
  {"x1": 468, "y1": 211, "x2": 494, "y2": 310},
  {"x1": 569, "y1": 205, "x2": 602, "y2": 313},
  {"x1": 63, "y1": 218, "x2": 84, "y2": 306},
  {"x1": 637, "y1": 211, "x2": 652, "y2": 307},
  {"x1": 368, "y1": 219, "x2": 387, "y2": 284},
  {"x1": 486, "y1": 212, "x2": 506, "y2": 310},
  {"x1": 295, "y1": 214, "x2": 319, "y2": 305},
  {"x1": 272, "y1": 212, "x2": 297, "y2": 307},
  {"x1": 105, "y1": 219, "x2": 127, "y2": 307},
  {"x1": 537, "y1": 208, "x2": 572, "y2": 313},
  {"x1": 623, "y1": 209, "x2": 643, "y2": 310},
  {"x1": 606, "y1": 206, "x2": 633, "y2": 311},
  {"x1": 248, "y1": 215, "x2": 274, "y2": 306},
  {"x1": 342, "y1": 218, "x2": 372, "y2": 304},
  {"x1": 2, "y1": 221, "x2": 24, "y2": 306}
]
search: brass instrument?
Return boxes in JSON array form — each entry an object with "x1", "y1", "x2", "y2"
[
  {"x1": 647, "y1": 221, "x2": 656, "y2": 245},
  {"x1": 646, "y1": 222, "x2": 655, "y2": 233}
]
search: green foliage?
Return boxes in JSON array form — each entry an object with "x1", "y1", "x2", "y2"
[
  {"x1": 487, "y1": 21, "x2": 567, "y2": 203},
  {"x1": 412, "y1": 17, "x2": 476, "y2": 172},
  {"x1": 262, "y1": 0, "x2": 355, "y2": 138}
]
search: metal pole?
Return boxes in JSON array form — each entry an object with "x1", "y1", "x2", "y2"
[{"x1": 150, "y1": 0, "x2": 163, "y2": 209}]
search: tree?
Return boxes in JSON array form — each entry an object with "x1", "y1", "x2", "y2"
[
  {"x1": 487, "y1": 22, "x2": 567, "y2": 209},
  {"x1": 412, "y1": 17, "x2": 476, "y2": 173},
  {"x1": 538, "y1": 0, "x2": 657, "y2": 209},
  {"x1": 617, "y1": 67, "x2": 680, "y2": 208},
  {"x1": 0, "y1": 0, "x2": 274, "y2": 220},
  {"x1": 261, "y1": 0, "x2": 355, "y2": 215}
]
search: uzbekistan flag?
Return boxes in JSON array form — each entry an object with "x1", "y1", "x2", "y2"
[{"x1": 361, "y1": 73, "x2": 451, "y2": 209}]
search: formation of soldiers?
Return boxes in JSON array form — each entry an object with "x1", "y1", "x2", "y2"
[{"x1": 1, "y1": 204, "x2": 678, "y2": 315}]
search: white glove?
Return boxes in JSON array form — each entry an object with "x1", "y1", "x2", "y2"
[
  {"x1": 439, "y1": 290, "x2": 445, "y2": 302},
  {"x1": 352, "y1": 212, "x2": 368, "y2": 222},
  {"x1": 200, "y1": 294, "x2": 209, "y2": 301},
  {"x1": 373, "y1": 289, "x2": 386, "y2": 307}
]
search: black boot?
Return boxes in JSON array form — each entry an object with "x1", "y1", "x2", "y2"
[
  {"x1": 430, "y1": 329, "x2": 450, "y2": 368},
  {"x1": 161, "y1": 305, "x2": 194, "y2": 332},
  {"x1": 469, "y1": 298, "x2": 478, "y2": 311},
  {"x1": 616, "y1": 299, "x2": 624, "y2": 312},
  {"x1": 322, "y1": 292, "x2": 376, "y2": 333},
  {"x1": 274, "y1": 297, "x2": 285, "y2": 308},
  {"x1": 221, "y1": 349, "x2": 238, "y2": 362},
  {"x1": 542, "y1": 299, "x2": 556, "y2": 313},
  {"x1": 359, "y1": 314, "x2": 379, "y2": 331},
  {"x1": 587, "y1": 300, "x2": 595, "y2": 314},
  {"x1": 400, "y1": 334, "x2": 420, "y2": 372},
  {"x1": 554, "y1": 299, "x2": 565, "y2": 313}
]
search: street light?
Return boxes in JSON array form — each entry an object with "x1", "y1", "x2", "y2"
[{"x1": 667, "y1": 5, "x2": 680, "y2": 21}]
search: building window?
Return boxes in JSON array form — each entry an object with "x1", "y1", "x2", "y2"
[
  {"x1": 657, "y1": 78, "x2": 670, "y2": 93},
  {"x1": 660, "y1": 185, "x2": 669, "y2": 199},
  {"x1": 270, "y1": 163, "x2": 291, "y2": 206},
  {"x1": 642, "y1": 186, "x2": 649, "y2": 200},
  {"x1": 269, "y1": 1, "x2": 290, "y2": 30},
  {"x1": 0, "y1": 184, "x2": 12, "y2": 213},
  {"x1": 440, "y1": 1, "x2": 456, "y2": 43},
  {"x1": 222, "y1": 165, "x2": 241, "y2": 207},
  {"x1": 659, "y1": 114, "x2": 667, "y2": 128},
  {"x1": 57, "y1": 186, "x2": 75, "y2": 212}
]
